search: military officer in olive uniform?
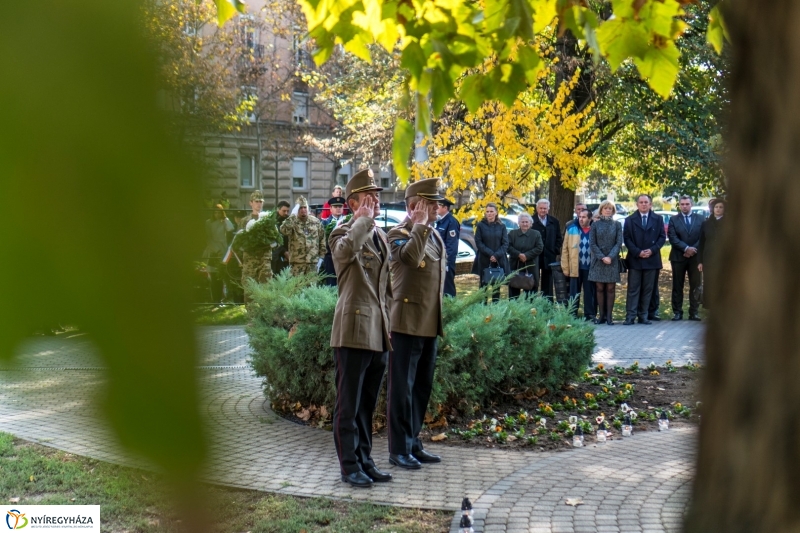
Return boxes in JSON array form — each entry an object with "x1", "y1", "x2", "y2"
[
  {"x1": 329, "y1": 169, "x2": 393, "y2": 488},
  {"x1": 280, "y1": 196, "x2": 326, "y2": 277},
  {"x1": 239, "y1": 192, "x2": 272, "y2": 299},
  {"x1": 386, "y1": 179, "x2": 447, "y2": 470}
]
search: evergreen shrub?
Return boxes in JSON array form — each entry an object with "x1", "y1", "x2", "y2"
[{"x1": 247, "y1": 273, "x2": 594, "y2": 414}]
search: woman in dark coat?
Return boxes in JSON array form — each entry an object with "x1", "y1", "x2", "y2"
[
  {"x1": 698, "y1": 198, "x2": 725, "y2": 309},
  {"x1": 588, "y1": 200, "x2": 624, "y2": 325},
  {"x1": 507, "y1": 212, "x2": 544, "y2": 299},
  {"x1": 471, "y1": 203, "x2": 510, "y2": 302}
]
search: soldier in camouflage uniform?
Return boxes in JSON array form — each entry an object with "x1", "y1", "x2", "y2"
[
  {"x1": 239, "y1": 191, "x2": 272, "y2": 293},
  {"x1": 280, "y1": 196, "x2": 326, "y2": 277}
]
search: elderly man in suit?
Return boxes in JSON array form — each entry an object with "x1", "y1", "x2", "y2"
[
  {"x1": 329, "y1": 169, "x2": 393, "y2": 488},
  {"x1": 623, "y1": 194, "x2": 666, "y2": 325},
  {"x1": 668, "y1": 195, "x2": 703, "y2": 320},
  {"x1": 531, "y1": 199, "x2": 563, "y2": 300},
  {"x1": 386, "y1": 179, "x2": 447, "y2": 470}
]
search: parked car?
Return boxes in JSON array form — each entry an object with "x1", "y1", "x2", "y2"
[
  {"x1": 691, "y1": 206, "x2": 710, "y2": 219},
  {"x1": 615, "y1": 203, "x2": 629, "y2": 216},
  {"x1": 373, "y1": 209, "x2": 409, "y2": 230},
  {"x1": 654, "y1": 210, "x2": 677, "y2": 236},
  {"x1": 459, "y1": 215, "x2": 519, "y2": 251}
]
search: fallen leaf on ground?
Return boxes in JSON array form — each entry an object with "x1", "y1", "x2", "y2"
[
  {"x1": 431, "y1": 433, "x2": 448, "y2": 441},
  {"x1": 8, "y1": 497, "x2": 19, "y2": 503},
  {"x1": 565, "y1": 498, "x2": 584, "y2": 506},
  {"x1": 298, "y1": 409, "x2": 311, "y2": 421},
  {"x1": 506, "y1": 435, "x2": 517, "y2": 442},
  {"x1": 319, "y1": 405, "x2": 329, "y2": 418},
  {"x1": 657, "y1": 387, "x2": 665, "y2": 391}
]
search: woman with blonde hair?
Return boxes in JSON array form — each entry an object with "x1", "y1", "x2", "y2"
[{"x1": 588, "y1": 200, "x2": 623, "y2": 325}]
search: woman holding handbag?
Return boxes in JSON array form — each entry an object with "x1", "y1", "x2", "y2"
[
  {"x1": 507, "y1": 213, "x2": 544, "y2": 299},
  {"x1": 589, "y1": 201, "x2": 624, "y2": 325},
  {"x1": 471, "y1": 203, "x2": 510, "y2": 302}
]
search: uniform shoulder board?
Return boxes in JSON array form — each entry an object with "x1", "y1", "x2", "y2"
[{"x1": 400, "y1": 228, "x2": 410, "y2": 236}]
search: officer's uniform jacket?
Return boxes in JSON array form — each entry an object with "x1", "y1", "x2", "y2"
[
  {"x1": 329, "y1": 215, "x2": 392, "y2": 352},
  {"x1": 435, "y1": 211, "x2": 460, "y2": 269},
  {"x1": 280, "y1": 214, "x2": 326, "y2": 264},
  {"x1": 387, "y1": 218, "x2": 446, "y2": 338}
]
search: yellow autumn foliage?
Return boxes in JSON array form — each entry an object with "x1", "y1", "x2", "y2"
[{"x1": 413, "y1": 72, "x2": 597, "y2": 220}]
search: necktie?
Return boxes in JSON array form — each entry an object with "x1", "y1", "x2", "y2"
[
  {"x1": 372, "y1": 231, "x2": 383, "y2": 260},
  {"x1": 642, "y1": 215, "x2": 647, "y2": 227},
  {"x1": 685, "y1": 215, "x2": 690, "y2": 229}
]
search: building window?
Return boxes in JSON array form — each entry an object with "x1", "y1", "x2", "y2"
[
  {"x1": 380, "y1": 167, "x2": 393, "y2": 189},
  {"x1": 292, "y1": 157, "x2": 308, "y2": 190},
  {"x1": 240, "y1": 154, "x2": 255, "y2": 188},
  {"x1": 241, "y1": 85, "x2": 258, "y2": 122},
  {"x1": 336, "y1": 161, "x2": 351, "y2": 187},
  {"x1": 292, "y1": 91, "x2": 308, "y2": 124}
]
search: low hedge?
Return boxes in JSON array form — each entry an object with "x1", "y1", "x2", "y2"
[{"x1": 246, "y1": 272, "x2": 594, "y2": 414}]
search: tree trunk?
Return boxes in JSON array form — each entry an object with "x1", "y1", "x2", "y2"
[
  {"x1": 548, "y1": 171, "x2": 575, "y2": 232},
  {"x1": 686, "y1": 1, "x2": 800, "y2": 531}
]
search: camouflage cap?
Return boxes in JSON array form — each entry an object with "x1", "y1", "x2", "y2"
[
  {"x1": 345, "y1": 168, "x2": 383, "y2": 199},
  {"x1": 295, "y1": 196, "x2": 309, "y2": 208},
  {"x1": 249, "y1": 190, "x2": 264, "y2": 201},
  {"x1": 405, "y1": 178, "x2": 446, "y2": 201}
]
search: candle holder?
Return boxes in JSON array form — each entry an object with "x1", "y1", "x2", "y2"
[
  {"x1": 596, "y1": 421, "x2": 607, "y2": 443},
  {"x1": 658, "y1": 410, "x2": 669, "y2": 431},
  {"x1": 572, "y1": 424, "x2": 584, "y2": 447},
  {"x1": 622, "y1": 414, "x2": 633, "y2": 437}
]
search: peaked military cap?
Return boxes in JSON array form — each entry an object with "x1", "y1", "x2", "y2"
[
  {"x1": 296, "y1": 196, "x2": 309, "y2": 207},
  {"x1": 405, "y1": 178, "x2": 446, "y2": 201},
  {"x1": 438, "y1": 197, "x2": 455, "y2": 207},
  {"x1": 249, "y1": 190, "x2": 264, "y2": 201},
  {"x1": 345, "y1": 168, "x2": 383, "y2": 199},
  {"x1": 327, "y1": 196, "x2": 346, "y2": 206}
]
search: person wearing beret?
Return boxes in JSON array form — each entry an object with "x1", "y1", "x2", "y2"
[
  {"x1": 321, "y1": 196, "x2": 348, "y2": 287},
  {"x1": 386, "y1": 178, "x2": 446, "y2": 470},
  {"x1": 435, "y1": 198, "x2": 460, "y2": 297},
  {"x1": 329, "y1": 169, "x2": 393, "y2": 488}
]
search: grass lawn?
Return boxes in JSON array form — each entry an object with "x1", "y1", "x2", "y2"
[
  {"x1": 0, "y1": 433, "x2": 450, "y2": 533},
  {"x1": 191, "y1": 304, "x2": 248, "y2": 326}
]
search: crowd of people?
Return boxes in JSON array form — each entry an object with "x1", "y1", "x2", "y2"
[
  {"x1": 468, "y1": 195, "x2": 724, "y2": 323},
  {"x1": 203, "y1": 182, "x2": 723, "y2": 489}
]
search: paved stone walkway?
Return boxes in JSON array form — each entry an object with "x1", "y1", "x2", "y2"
[{"x1": 0, "y1": 323, "x2": 703, "y2": 532}]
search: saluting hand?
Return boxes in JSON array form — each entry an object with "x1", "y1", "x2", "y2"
[
  {"x1": 353, "y1": 195, "x2": 374, "y2": 220},
  {"x1": 410, "y1": 201, "x2": 429, "y2": 225}
]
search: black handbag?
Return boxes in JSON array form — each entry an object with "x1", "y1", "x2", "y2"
[
  {"x1": 618, "y1": 258, "x2": 628, "y2": 274},
  {"x1": 482, "y1": 261, "x2": 505, "y2": 285},
  {"x1": 509, "y1": 272, "x2": 536, "y2": 290},
  {"x1": 508, "y1": 260, "x2": 536, "y2": 290}
]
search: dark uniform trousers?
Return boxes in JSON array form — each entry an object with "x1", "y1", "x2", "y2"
[
  {"x1": 332, "y1": 347, "x2": 387, "y2": 475},
  {"x1": 387, "y1": 331, "x2": 438, "y2": 455},
  {"x1": 444, "y1": 262, "x2": 456, "y2": 297}
]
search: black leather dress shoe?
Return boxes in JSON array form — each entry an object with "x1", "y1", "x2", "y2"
[
  {"x1": 341, "y1": 471, "x2": 373, "y2": 488},
  {"x1": 648, "y1": 314, "x2": 661, "y2": 321},
  {"x1": 364, "y1": 466, "x2": 393, "y2": 482},
  {"x1": 413, "y1": 449, "x2": 441, "y2": 463},
  {"x1": 623, "y1": 319, "x2": 635, "y2": 326},
  {"x1": 688, "y1": 314, "x2": 701, "y2": 321},
  {"x1": 638, "y1": 318, "x2": 652, "y2": 325},
  {"x1": 671, "y1": 313, "x2": 683, "y2": 321},
  {"x1": 389, "y1": 454, "x2": 422, "y2": 469}
]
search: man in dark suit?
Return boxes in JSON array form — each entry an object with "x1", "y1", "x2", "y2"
[
  {"x1": 435, "y1": 198, "x2": 460, "y2": 297},
  {"x1": 531, "y1": 199, "x2": 563, "y2": 300},
  {"x1": 667, "y1": 195, "x2": 703, "y2": 320},
  {"x1": 623, "y1": 194, "x2": 666, "y2": 325}
]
